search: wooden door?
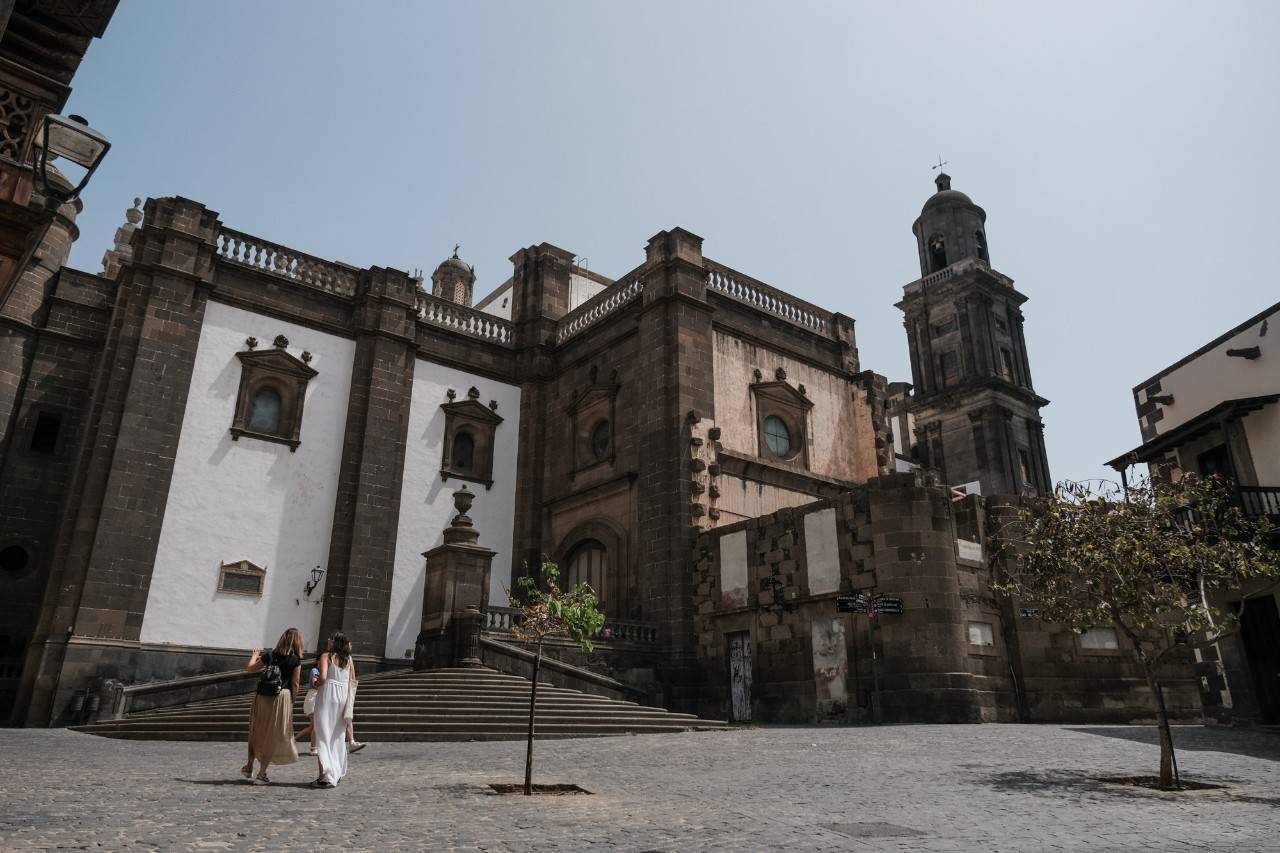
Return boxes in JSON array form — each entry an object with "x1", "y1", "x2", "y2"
[{"x1": 727, "y1": 631, "x2": 753, "y2": 723}]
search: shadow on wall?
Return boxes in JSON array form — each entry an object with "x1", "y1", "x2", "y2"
[{"x1": 1066, "y1": 726, "x2": 1280, "y2": 763}]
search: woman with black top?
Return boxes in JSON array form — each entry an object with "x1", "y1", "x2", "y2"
[{"x1": 241, "y1": 626, "x2": 302, "y2": 785}]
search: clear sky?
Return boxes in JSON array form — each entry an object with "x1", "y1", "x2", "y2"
[{"x1": 64, "y1": 1, "x2": 1279, "y2": 486}]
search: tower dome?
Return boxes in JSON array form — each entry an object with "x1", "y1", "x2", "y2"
[
  {"x1": 431, "y1": 245, "x2": 476, "y2": 307},
  {"x1": 912, "y1": 173, "x2": 990, "y2": 276}
]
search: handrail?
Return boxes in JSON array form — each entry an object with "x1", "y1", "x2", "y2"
[
  {"x1": 704, "y1": 258, "x2": 832, "y2": 335},
  {"x1": 416, "y1": 291, "x2": 513, "y2": 345},
  {"x1": 902, "y1": 257, "x2": 1014, "y2": 296},
  {"x1": 215, "y1": 227, "x2": 359, "y2": 297},
  {"x1": 479, "y1": 636, "x2": 648, "y2": 701},
  {"x1": 555, "y1": 265, "x2": 646, "y2": 345},
  {"x1": 1239, "y1": 485, "x2": 1280, "y2": 517}
]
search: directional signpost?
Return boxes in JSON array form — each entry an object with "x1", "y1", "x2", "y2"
[{"x1": 834, "y1": 592, "x2": 903, "y2": 724}]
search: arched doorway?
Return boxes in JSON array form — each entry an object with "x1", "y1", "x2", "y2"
[{"x1": 565, "y1": 539, "x2": 609, "y2": 608}]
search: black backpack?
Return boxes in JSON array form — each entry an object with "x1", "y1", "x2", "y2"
[{"x1": 256, "y1": 651, "x2": 283, "y2": 697}]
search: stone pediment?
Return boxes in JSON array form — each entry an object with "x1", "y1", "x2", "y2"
[
  {"x1": 234, "y1": 346, "x2": 317, "y2": 380},
  {"x1": 751, "y1": 380, "x2": 813, "y2": 410},
  {"x1": 441, "y1": 397, "x2": 504, "y2": 425}
]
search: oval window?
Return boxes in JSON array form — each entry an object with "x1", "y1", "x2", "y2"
[
  {"x1": 248, "y1": 388, "x2": 282, "y2": 434},
  {"x1": 0, "y1": 544, "x2": 30, "y2": 574},
  {"x1": 591, "y1": 421, "x2": 610, "y2": 460},
  {"x1": 763, "y1": 415, "x2": 791, "y2": 457}
]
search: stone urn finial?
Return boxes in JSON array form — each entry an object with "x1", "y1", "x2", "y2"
[{"x1": 443, "y1": 486, "x2": 480, "y2": 545}]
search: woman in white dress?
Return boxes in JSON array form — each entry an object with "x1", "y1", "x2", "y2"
[{"x1": 312, "y1": 631, "x2": 355, "y2": 789}]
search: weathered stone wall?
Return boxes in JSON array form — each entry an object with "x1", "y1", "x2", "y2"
[{"x1": 694, "y1": 473, "x2": 1200, "y2": 725}]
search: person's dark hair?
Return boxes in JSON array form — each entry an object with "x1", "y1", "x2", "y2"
[{"x1": 329, "y1": 631, "x2": 351, "y2": 667}]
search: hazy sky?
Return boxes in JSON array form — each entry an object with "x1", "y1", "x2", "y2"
[{"x1": 65, "y1": 1, "x2": 1279, "y2": 486}]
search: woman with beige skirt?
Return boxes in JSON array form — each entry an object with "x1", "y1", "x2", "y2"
[{"x1": 241, "y1": 627, "x2": 302, "y2": 785}]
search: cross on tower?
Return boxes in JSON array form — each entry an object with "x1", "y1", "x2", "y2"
[{"x1": 931, "y1": 155, "x2": 948, "y2": 172}]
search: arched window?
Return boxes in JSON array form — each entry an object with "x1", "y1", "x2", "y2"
[
  {"x1": 566, "y1": 540, "x2": 608, "y2": 606},
  {"x1": 974, "y1": 230, "x2": 989, "y2": 262},
  {"x1": 248, "y1": 387, "x2": 282, "y2": 434},
  {"x1": 451, "y1": 430, "x2": 475, "y2": 471},
  {"x1": 928, "y1": 235, "x2": 948, "y2": 273}
]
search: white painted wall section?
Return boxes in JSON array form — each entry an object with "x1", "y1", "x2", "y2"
[
  {"x1": 803, "y1": 508, "x2": 840, "y2": 595},
  {"x1": 141, "y1": 301, "x2": 355, "y2": 652},
  {"x1": 386, "y1": 362, "x2": 521, "y2": 660},
  {"x1": 569, "y1": 272, "x2": 607, "y2": 311}
]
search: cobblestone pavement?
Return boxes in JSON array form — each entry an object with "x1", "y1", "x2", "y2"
[{"x1": 2, "y1": 725, "x2": 1279, "y2": 852}]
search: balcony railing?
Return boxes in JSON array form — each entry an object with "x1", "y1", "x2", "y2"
[
  {"x1": 555, "y1": 265, "x2": 646, "y2": 345},
  {"x1": 483, "y1": 605, "x2": 659, "y2": 644},
  {"x1": 1239, "y1": 486, "x2": 1280, "y2": 518}
]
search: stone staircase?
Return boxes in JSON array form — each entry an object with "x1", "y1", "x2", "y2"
[{"x1": 71, "y1": 667, "x2": 726, "y2": 741}]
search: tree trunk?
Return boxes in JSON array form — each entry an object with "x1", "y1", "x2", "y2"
[
  {"x1": 1139, "y1": 657, "x2": 1177, "y2": 788},
  {"x1": 523, "y1": 641, "x2": 542, "y2": 796}
]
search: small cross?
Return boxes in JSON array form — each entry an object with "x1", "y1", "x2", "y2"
[
  {"x1": 931, "y1": 155, "x2": 948, "y2": 172},
  {"x1": 453, "y1": 243, "x2": 460, "y2": 257}
]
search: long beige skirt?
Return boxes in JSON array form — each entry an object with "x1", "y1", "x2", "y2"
[{"x1": 248, "y1": 690, "x2": 298, "y2": 766}]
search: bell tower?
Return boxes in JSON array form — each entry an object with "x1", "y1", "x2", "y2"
[{"x1": 896, "y1": 174, "x2": 1051, "y2": 496}]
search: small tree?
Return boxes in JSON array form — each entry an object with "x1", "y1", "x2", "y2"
[
  {"x1": 510, "y1": 559, "x2": 605, "y2": 795},
  {"x1": 995, "y1": 473, "x2": 1276, "y2": 789}
]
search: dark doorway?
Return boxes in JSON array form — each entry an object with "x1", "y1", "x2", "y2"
[
  {"x1": 1196, "y1": 444, "x2": 1233, "y2": 480},
  {"x1": 1239, "y1": 595, "x2": 1280, "y2": 724},
  {"x1": 727, "y1": 631, "x2": 753, "y2": 722}
]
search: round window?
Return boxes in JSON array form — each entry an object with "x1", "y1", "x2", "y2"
[
  {"x1": 591, "y1": 421, "x2": 610, "y2": 459},
  {"x1": 763, "y1": 415, "x2": 791, "y2": 458},
  {"x1": 0, "y1": 545, "x2": 30, "y2": 574}
]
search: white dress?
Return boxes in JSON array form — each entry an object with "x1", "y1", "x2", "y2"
[{"x1": 314, "y1": 656, "x2": 351, "y2": 785}]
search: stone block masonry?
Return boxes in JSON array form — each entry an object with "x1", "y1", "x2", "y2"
[{"x1": 692, "y1": 471, "x2": 1201, "y2": 725}]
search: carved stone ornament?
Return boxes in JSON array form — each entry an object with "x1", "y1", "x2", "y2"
[
  {"x1": 467, "y1": 386, "x2": 480, "y2": 399},
  {"x1": 447, "y1": 388, "x2": 457, "y2": 401},
  {"x1": 774, "y1": 367, "x2": 787, "y2": 381},
  {"x1": 752, "y1": 368, "x2": 763, "y2": 382},
  {"x1": 245, "y1": 336, "x2": 258, "y2": 350},
  {"x1": 273, "y1": 334, "x2": 289, "y2": 349},
  {"x1": 301, "y1": 351, "x2": 313, "y2": 364}
]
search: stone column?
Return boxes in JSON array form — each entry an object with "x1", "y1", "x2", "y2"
[{"x1": 414, "y1": 486, "x2": 497, "y2": 670}]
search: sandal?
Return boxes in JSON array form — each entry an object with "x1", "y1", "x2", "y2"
[
  {"x1": 253, "y1": 774, "x2": 270, "y2": 786},
  {"x1": 240, "y1": 764, "x2": 253, "y2": 780},
  {"x1": 311, "y1": 779, "x2": 333, "y2": 789}
]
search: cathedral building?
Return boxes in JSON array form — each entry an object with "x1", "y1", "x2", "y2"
[{"x1": 1, "y1": 171, "x2": 1198, "y2": 727}]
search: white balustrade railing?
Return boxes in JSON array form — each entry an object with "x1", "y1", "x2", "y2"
[
  {"x1": 417, "y1": 292, "x2": 513, "y2": 345},
  {"x1": 555, "y1": 268, "x2": 645, "y2": 345},
  {"x1": 704, "y1": 260, "x2": 831, "y2": 335},
  {"x1": 215, "y1": 227, "x2": 359, "y2": 297}
]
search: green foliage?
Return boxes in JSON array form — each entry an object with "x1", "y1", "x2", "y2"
[
  {"x1": 511, "y1": 559, "x2": 605, "y2": 652},
  {"x1": 994, "y1": 474, "x2": 1276, "y2": 653}
]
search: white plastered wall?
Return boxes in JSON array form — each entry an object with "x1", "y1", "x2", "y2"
[
  {"x1": 569, "y1": 272, "x2": 606, "y2": 311},
  {"x1": 385, "y1": 362, "x2": 521, "y2": 660},
  {"x1": 1141, "y1": 304, "x2": 1277, "y2": 437},
  {"x1": 141, "y1": 301, "x2": 355, "y2": 652}
]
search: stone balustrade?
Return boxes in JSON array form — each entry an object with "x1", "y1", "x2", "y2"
[
  {"x1": 704, "y1": 259, "x2": 832, "y2": 335},
  {"x1": 483, "y1": 605, "x2": 659, "y2": 644},
  {"x1": 556, "y1": 266, "x2": 646, "y2": 345},
  {"x1": 416, "y1": 292, "x2": 513, "y2": 345},
  {"x1": 215, "y1": 227, "x2": 359, "y2": 297},
  {"x1": 903, "y1": 257, "x2": 1013, "y2": 297}
]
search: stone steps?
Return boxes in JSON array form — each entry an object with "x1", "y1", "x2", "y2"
[{"x1": 73, "y1": 666, "x2": 726, "y2": 741}]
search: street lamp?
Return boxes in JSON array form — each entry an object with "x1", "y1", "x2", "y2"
[{"x1": 34, "y1": 113, "x2": 110, "y2": 204}]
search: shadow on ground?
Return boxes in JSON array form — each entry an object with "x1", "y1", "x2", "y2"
[
  {"x1": 980, "y1": 769, "x2": 1245, "y2": 801},
  {"x1": 1066, "y1": 726, "x2": 1280, "y2": 762},
  {"x1": 179, "y1": 778, "x2": 315, "y2": 789}
]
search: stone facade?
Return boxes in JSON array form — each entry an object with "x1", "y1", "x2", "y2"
[{"x1": 692, "y1": 473, "x2": 1202, "y2": 725}]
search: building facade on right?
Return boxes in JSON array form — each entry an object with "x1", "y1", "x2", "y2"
[{"x1": 1108, "y1": 299, "x2": 1280, "y2": 725}]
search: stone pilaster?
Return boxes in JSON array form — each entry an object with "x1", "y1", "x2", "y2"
[
  {"x1": 16, "y1": 197, "x2": 219, "y2": 725},
  {"x1": 635, "y1": 227, "x2": 714, "y2": 711},
  {"x1": 319, "y1": 266, "x2": 417, "y2": 653},
  {"x1": 509, "y1": 243, "x2": 574, "y2": 583},
  {"x1": 414, "y1": 487, "x2": 497, "y2": 669}
]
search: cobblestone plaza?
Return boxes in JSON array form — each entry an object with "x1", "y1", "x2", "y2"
[{"x1": 3, "y1": 725, "x2": 1278, "y2": 851}]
